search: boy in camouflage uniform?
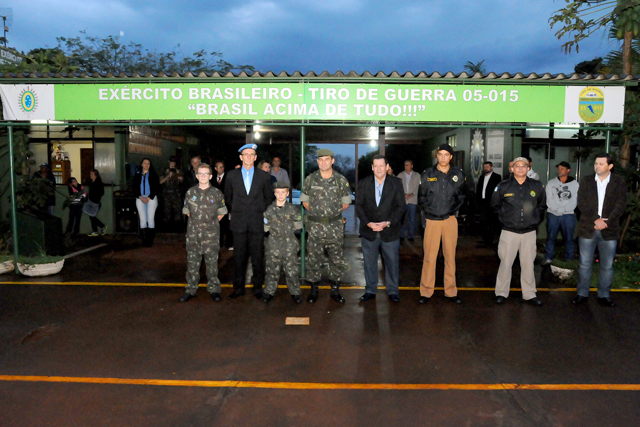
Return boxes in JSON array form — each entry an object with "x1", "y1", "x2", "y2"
[
  {"x1": 300, "y1": 148, "x2": 352, "y2": 303},
  {"x1": 178, "y1": 163, "x2": 228, "y2": 303},
  {"x1": 262, "y1": 181, "x2": 303, "y2": 304}
]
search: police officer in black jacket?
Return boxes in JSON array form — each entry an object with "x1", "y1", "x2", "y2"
[
  {"x1": 491, "y1": 156, "x2": 546, "y2": 306},
  {"x1": 417, "y1": 144, "x2": 466, "y2": 304}
]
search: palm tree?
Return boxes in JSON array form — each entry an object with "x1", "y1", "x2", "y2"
[{"x1": 463, "y1": 60, "x2": 486, "y2": 75}]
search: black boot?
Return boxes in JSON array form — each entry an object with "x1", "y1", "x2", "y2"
[
  {"x1": 147, "y1": 228, "x2": 155, "y2": 246},
  {"x1": 140, "y1": 228, "x2": 147, "y2": 246},
  {"x1": 307, "y1": 281, "x2": 320, "y2": 303},
  {"x1": 330, "y1": 280, "x2": 345, "y2": 303}
]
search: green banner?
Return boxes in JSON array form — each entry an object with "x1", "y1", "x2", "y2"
[{"x1": 53, "y1": 83, "x2": 565, "y2": 122}]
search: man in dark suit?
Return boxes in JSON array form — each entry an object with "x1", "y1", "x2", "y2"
[
  {"x1": 212, "y1": 160, "x2": 232, "y2": 249},
  {"x1": 355, "y1": 155, "x2": 406, "y2": 302},
  {"x1": 572, "y1": 153, "x2": 627, "y2": 307},
  {"x1": 224, "y1": 144, "x2": 275, "y2": 299},
  {"x1": 476, "y1": 161, "x2": 502, "y2": 245}
]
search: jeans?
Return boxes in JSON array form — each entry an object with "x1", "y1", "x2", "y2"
[
  {"x1": 136, "y1": 196, "x2": 158, "y2": 229},
  {"x1": 361, "y1": 235, "x2": 400, "y2": 296},
  {"x1": 545, "y1": 213, "x2": 576, "y2": 260},
  {"x1": 66, "y1": 204, "x2": 83, "y2": 234},
  {"x1": 577, "y1": 230, "x2": 617, "y2": 298},
  {"x1": 401, "y1": 203, "x2": 417, "y2": 239}
]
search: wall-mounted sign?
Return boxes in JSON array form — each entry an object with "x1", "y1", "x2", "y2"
[{"x1": 0, "y1": 83, "x2": 626, "y2": 124}]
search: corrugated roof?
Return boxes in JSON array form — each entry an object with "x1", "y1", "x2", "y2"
[{"x1": 1, "y1": 70, "x2": 638, "y2": 83}]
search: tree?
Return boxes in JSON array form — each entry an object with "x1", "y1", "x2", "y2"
[
  {"x1": 551, "y1": 1, "x2": 640, "y2": 167},
  {"x1": 2, "y1": 31, "x2": 255, "y2": 75},
  {"x1": 574, "y1": 56, "x2": 605, "y2": 73},
  {"x1": 549, "y1": 0, "x2": 640, "y2": 75},
  {"x1": 463, "y1": 60, "x2": 486, "y2": 75}
]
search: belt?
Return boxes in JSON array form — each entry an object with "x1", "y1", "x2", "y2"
[{"x1": 307, "y1": 214, "x2": 343, "y2": 223}]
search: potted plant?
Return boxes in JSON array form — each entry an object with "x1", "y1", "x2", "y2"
[
  {"x1": 549, "y1": 258, "x2": 579, "y2": 281},
  {"x1": 16, "y1": 244, "x2": 64, "y2": 277},
  {"x1": 0, "y1": 220, "x2": 13, "y2": 274}
]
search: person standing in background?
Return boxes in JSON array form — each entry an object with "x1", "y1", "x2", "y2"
[
  {"x1": 476, "y1": 161, "x2": 502, "y2": 246},
  {"x1": 543, "y1": 161, "x2": 579, "y2": 265},
  {"x1": 212, "y1": 160, "x2": 232, "y2": 250},
  {"x1": 397, "y1": 160, "x2": 421, "y2": 242},
  {"x1": 270, "y1": 156, "x2": 290, "y2": 185},
  {"x1": 525, "y1": 156, "x2": 540, "y2": 180},
  {"x1": 134, "y1": 158, "x2": 161, "y2": 247},
  {"x1": 159, "y1": 156, "x2": 184, "y2": 231},
  {"x1": 86, "y1": 169, "x2": 107, "y2": 237}
]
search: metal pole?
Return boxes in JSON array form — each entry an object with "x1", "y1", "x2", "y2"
[
  {"x1": 605, "y1": 130, "x2": 611, "y2": 152},
  {"x1": 300, "y1": 126, "x2": 306, "y2": 278},
  {"x1": 8, "y1": 125, "x2": 20, "y2": 269}
]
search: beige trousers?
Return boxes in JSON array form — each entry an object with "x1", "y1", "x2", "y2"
[
  {"x1": 495, "y1": 230, "x2": 538, "y2": 300},
  {"x1": 420, "y1": 216, "x2": 458, "y2": 297}
]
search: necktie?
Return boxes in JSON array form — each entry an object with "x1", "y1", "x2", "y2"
[{"x1": 218, "y1": 176, "x2": 222, "y2": 184}]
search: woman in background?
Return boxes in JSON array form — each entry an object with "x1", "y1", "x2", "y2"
[
  {"x1": 134, "y1": 158, "x2": 161, "y2": 246},
  {"x1": 87, "y1": 169, "x2": 107, "y2": 236},
  {"x1": 66, "y1": 177, "x2": 86, "y2": 235}
]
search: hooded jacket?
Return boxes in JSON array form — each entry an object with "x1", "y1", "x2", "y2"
[{"x1": 545, "y1": 176, "x2": 579, "y2": 216}]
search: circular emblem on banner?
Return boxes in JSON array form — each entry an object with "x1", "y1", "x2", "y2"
[
  {"x1": 18, "y1": 89, "x2": 38, "y2": 114},
  {"x1": 453, "y1": 175, "x2": 459, "y2": 182},
  {"x1": 578, "y1": 87, "x2": 604, "y2": 123},
  {"x1": 530, "y1": 191, "x2": 536, "y2": 197}
]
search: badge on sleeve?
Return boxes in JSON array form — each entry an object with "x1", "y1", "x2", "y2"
[
  {"x1": 453, "y1": 176, "x2": 459, "y2": 182},
  {"x1": 530, "y1": 191, "x2": 536, "y2": 197}
]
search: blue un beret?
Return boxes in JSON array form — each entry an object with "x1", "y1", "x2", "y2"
[{"x1": 238, "y1": 143, "x2": 258, "y2": 153}]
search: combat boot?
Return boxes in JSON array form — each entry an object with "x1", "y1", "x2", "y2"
[
  {"x1": 307, "y1": 281, "x2": 320, "y2": 303},
  {"x1": 330, "y1": 280, "x2": 345, "y2": 303}
]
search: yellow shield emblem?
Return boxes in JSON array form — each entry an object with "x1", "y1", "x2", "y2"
[{"x1": 578, "y1": 87, "x2": 604, "y2": 123}]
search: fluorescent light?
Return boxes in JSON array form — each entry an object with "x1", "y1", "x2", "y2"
[{"x1": 254, "y1": 132, "x2": 261, "y2": 140}]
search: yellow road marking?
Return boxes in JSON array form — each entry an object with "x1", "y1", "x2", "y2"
[
  {"x1": 0, "y1": 375, "x2": 639, "y2": 391},
  {"x1": 0, "y1": 281, "x2": 638, "y2": 292}
]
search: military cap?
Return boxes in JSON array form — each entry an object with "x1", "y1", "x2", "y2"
[
  {"x1": 274, "y1": 181, "x2": 290, "y2": 189},
  {"x1": 317, "y1": 148, "x2": 334, "y2": 157},
  {"x1": 512, "y1": 156, "x2": 529, "y2": 166},
  {"x1": 437, "y1": 144, "x2": 454, "y2": 155},
  {"x1": 238, "y1": 143, "x2": 258, "y2": 153}
]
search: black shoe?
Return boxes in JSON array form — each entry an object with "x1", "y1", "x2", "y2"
[
  {"x1": 359, "y1": 293, "x2": 376, "y2": 302},
  {"x1": 524, "y1": 297, "x2": 543, "y2": 306},
  {"x1": 495, "y1": 296, "x2": 506, "y2": 304},
  {"x1": 179, "y1": 293, "x2": 194, "y2": 303},
  {"x1": 418, "y1": 296, "x2": 430, "y2": 304},
  {"x1": 261, "y1": 294, "x2": 273, "y2": 303},
  {"x1": 572, "y1": 295, "x2": 588, "y2": 305},
  {"x1": 389, "y1": 294, "x2": 400, "y2": 303},
  {"x1": 227, "y1": 289, "x2": 246, "y2": 299},
  {"x1": 408, "y1": 238, "x2": 415, "y2": 242},
  {"x1": 597, "y1": 297, "x2": 616, "y2": 307},
  {"x1": 445, "y1": 295, "x2": 462, "y2": 304},
  {"x1": 210, "y1": 293, "x2": 221, "y2": 302},
  {"x1": 307, "y1": 282, "x2": 320, "y2": 303},
  {"x1": 291, "y1": 295, "x2": 302, "y2": 304},
  {"x1": 330, "y1": 280, "x2": 345, "y2": 303}
]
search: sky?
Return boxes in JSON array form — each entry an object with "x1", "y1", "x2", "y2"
[{"x1": 6, "y1": 0, "x2": 620, "y2": 76}]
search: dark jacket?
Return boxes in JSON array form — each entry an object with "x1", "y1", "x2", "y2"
[
  {"x1": 88, "y1": 179, "x2": 104, "y2": 204},
  {"x1": 355, "y1": 175, "x2": 406, "y2": 242},
  {"x1": 133, "y1": 170, "x2": 161, "y2": 199},
  {"x1": 476, "y1": 172, "x2": 502, "y2": 205},
  {"x1": 491, "y1": 176, "x2": 546, "y2": 234},
  {"x1": 576, "y1": 173, "x2": 627, "y2": 240},
  {"x1": 224, "y1": 167, "x2": 275, "y2": 232},
  {"x1": 418, "y1": 165, "x2": 466, "y2": 220},
  {"x1": 212, "y1": 173, "x2": 227, "y2": 192}
]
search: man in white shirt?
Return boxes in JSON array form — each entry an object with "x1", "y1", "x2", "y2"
[
  {"x1": 525, "y1": 156, "x2": 540, "y2": 180},
  {"x1": 396, "y1": 160, "x2": 421, "y2": 241}
]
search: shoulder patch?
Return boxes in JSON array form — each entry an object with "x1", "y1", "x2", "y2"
[
  {"x1": 452, "y1": 175, "x2": 459, "y2": 182},
  {"x1": 530, "y1": 191, "x2": 536, "y2": 197}
]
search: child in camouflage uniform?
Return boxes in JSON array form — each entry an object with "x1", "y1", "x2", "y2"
[
  {"x1": 178, "y1": 163, "x2": 228, "y2": 303},
  {"x1": 262, "y1": 181, "x2": 303, "y2": 303}
]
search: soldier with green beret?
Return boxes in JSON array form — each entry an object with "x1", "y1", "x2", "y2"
[
  {"x1": 178, "y1": 163, "x2": 228, "y2": 303},
  {"x1": 300, "y1": 148, "x2": 352, "y2": 303},
  {"x1": 262, "y1": 181, "x2": 304, "y2": 303}
]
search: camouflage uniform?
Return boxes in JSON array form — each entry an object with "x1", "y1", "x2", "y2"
[
  {"x1": 182, "y1": 185, "x2": 228, "y2": 295},
  {"x1": 163, "y1": 168, "x2": 184, "y2": 222},
  {"x1": 263, "y1": 202, "x2": 303, "y2": 296},
  {"x1": 300, "y1": 170, "x2": 352, "y2": 282}
]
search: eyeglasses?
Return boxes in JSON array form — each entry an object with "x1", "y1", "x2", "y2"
[{"x1": 196, "y1": 173, "x2": 211, "y2": 177}]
